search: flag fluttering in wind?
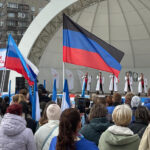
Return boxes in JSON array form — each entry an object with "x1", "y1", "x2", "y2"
[
  {"x1": 61, "y1": 79, "x2": 71, "y2": 112},
  {"x1": 4, "y1": 35, "x2": 36, "y2": 85},
  {"x1": 52, "y1": 79, "x2": 57, "y2": 102},
  {"x1": 4, "y1": 34, "x2": 40, "y2": 121},
  {"x1": 63, "y1": 14, "x2": 124, "y2": 77}
]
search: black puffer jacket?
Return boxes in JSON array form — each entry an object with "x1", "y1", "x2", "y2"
[{"x1": 129, "y1": 120, "x2": 148, "y2": 138}]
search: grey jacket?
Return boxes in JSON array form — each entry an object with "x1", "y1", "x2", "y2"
[{"x1": 0, "y1": 113, "x2": 37, "y2": 150}]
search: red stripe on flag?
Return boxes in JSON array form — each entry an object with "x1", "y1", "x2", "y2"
[
  {"x1": 63, "y1": 46, "x2": 120, "y2": 77},
  {"x1": 5, "y1": 57, "x2": 34, "y2": 85}
]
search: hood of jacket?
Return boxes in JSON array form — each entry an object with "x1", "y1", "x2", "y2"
[
  {"x1": 103, "y1": 125, "x2": 139, "y2": 146},
  {"x1": 1, "y1": 113, "x2": 26, "y2": 136},
  {"x1": 89, "y1": 117, "x2": 110, "y2": 132}
]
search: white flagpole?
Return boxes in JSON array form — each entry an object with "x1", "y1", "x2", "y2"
[{"x1": 63, "y1": 62, "x2": 65, "y2": 89}]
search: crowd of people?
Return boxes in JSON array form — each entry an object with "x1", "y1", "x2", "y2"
[{"x1": 0, "y1": 84, "x2": 150, "y2": 150}]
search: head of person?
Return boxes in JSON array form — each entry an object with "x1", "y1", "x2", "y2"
[
  {"x1": 85, "y1": 72, "x2": 88, "y2": 77},
  {"x1": 135, "y1": 106, "x2": 150, "y2": 125},
  {"x1": 89, "y1": 104, "x2": 107, "y2": 121},
  {"x1": 91, "y1": 94, "x2": 98, "y2": 103},
  {"x1": 12, "y1": 94, "x2": 25, "y2": 104},
  {"x1": 112, "y1": 93, "x2": 122, "y2": 105},
  {"x1": 148, "y1": 88, "x2": 150, "y2": 97},
  {"x1": 6, "y1": 104, "x2": 22, "y2": 116},
  {"x1": 39, "y1": 101, "x2": 56, "y2": 126},
  {"x1": 112, "y1": 104, "x2": 132, "y2": 127},
  {"x1": 99, "y1": 72, "x2": 102, "y2": 76},
  {"x1": 125, "y1": 92, "x2": 135, "y2": 106},
  {"x1": 56, "y1": 108, "x2": 81, "y2": 150},
  {"x1": 126, "y1": 72, "x2": 129, "y2": 77},
  {"x1": 19, "y1": 89, "x2": 28, "y2": 98},
  {"x1": 106, "y1": 95, "x2": 113, "y2": 106},
  {"x1": 95, "y1": 97, "x2": 106, "y2": 106},
  {"x1": 141, "y1": 73, "x2": 144, "y2": 78},
  {"x1": 131, "y1": 96, "x2": 141, "y2": 109},
  {"x1": 3, "y1": 96, "x2": 9, "y2": 104},
  {"x1": 46, "y1": 104, "x2": 61, "y2": 121}
]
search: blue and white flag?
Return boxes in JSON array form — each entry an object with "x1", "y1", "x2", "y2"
[
  {"x1": 52, "y1": 79, "x2": 57, "y2": 102},
  {"x1": 61, "y1": 79, "x2": 71, "y2": 112},
  {"x1": 81, "y1": 81, "x2": 85, "y2": 98},
  {"x1": 32, "y1": 79, "x2": 41, "y2": 121},
  {"x1": 8, "y1": 80, "x2": 11, "y2": 103}
]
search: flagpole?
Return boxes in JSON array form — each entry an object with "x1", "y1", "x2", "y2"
[{"x1": 63, "y1": 62, "x2": 65, "y2": 88}]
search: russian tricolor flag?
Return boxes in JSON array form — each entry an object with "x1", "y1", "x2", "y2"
[
  {"x1": 63, "y1": 14, "x2": 124, "y2": 77},
  {"x1": 4, "y1": 35, "x2": 35, "y2": 85}
]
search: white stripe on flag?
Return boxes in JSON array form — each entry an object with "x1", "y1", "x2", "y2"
[
  {"x1": 61, "y1": 92, "x2": 69, "y2": 112},
  {"x1": 36, "y1": 91, "x2": 41, "y2": 121}
]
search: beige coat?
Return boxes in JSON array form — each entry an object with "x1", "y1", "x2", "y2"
[{"x1": 138, "y1": 124, "x2": 150, "y2": 150}]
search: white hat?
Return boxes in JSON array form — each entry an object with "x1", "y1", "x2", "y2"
[
  {"x1": 46, "y1": 104, "x2": 61, "y2": 120},
  {"x1": 131, "y1": 96, "x2": 141, "y2": 108}
]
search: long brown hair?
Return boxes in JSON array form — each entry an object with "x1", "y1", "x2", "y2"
[{"x1": 56, "y1": 108, "x2": 81, "y2": 150}]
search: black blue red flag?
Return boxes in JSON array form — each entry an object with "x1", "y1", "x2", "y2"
[{"x1": 63, "y1": 14, "x2": 124, "y2": 77}]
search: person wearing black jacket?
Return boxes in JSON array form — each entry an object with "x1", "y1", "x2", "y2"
[
  {"x1": 80, "y1": 104, "x2": 110, "y2": 145},
  {"x1": 129, "y1": 106, "x2": 150, "y2": 138}
]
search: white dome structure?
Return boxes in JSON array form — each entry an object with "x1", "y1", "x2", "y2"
[{"x1": 10, "y1": 0, "x2": 150, "y2": 94}]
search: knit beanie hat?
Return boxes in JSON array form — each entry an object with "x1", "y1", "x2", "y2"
[
  {"x1": 131, "y1": 96, "x2": 141, "y2": 108},
  {"x1": 6, "y1": 104, "x2": 22, "y2": 116},
  {"x1": 46, "y1": 104, "x2": 61, "y2": 120}
]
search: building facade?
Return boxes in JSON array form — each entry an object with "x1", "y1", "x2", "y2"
[
  {"x1": 0, "y1": 0, "x2": 48, "y2": 48},
  {"x1": 0, "y1": 0, "x2": 49, "y2": 92}
]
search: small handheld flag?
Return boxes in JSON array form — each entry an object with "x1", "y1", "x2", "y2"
[
  {"x1": 52, "y1": 79, "x2": 57, "y2": 102},
  {"x1": 81, "y1": 81, "x2": 86, "y2": 98},
  {"x1": 61, "y1": 79, "x2": 71, "y2": 112}
]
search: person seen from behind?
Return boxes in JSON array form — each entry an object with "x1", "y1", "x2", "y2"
[
  {"x1": 129, "y1": 106, "x2": 150, "y2": 138},
  {"x1": 99, "y1": 104, "x2": 140, "y2": 150},
  {"x1": 80, "y1": 104, "x2": 110, "y2": 145},
  {"x1": 34, "y1": 104, "x2": 61, "y2": 150},
  {"x1": 49, "y1": 108, "x2": 99, "y2": 150},
  {"x1": 0, "y1": 104, "x2": 36, "y2": 150}
]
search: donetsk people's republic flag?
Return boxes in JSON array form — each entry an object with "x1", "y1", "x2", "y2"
[{"x1": 63, "y1": 14, "x2": 124, "y2": 77}]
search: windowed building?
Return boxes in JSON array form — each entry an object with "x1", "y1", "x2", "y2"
[
  {"x1": 0, "y1": 0, "x2": 48, "y2": 48},
  {"x1": 0, "y1": 0, "x2": 48, "y2": 92}
]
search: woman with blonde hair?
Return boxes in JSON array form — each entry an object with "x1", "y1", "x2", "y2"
[
  {"x1": 99, "y1": 104, "x2": 140, "y2": 150},
  {"x1": 12, "y1": 94, "x2": 25, "y2": 104}
]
